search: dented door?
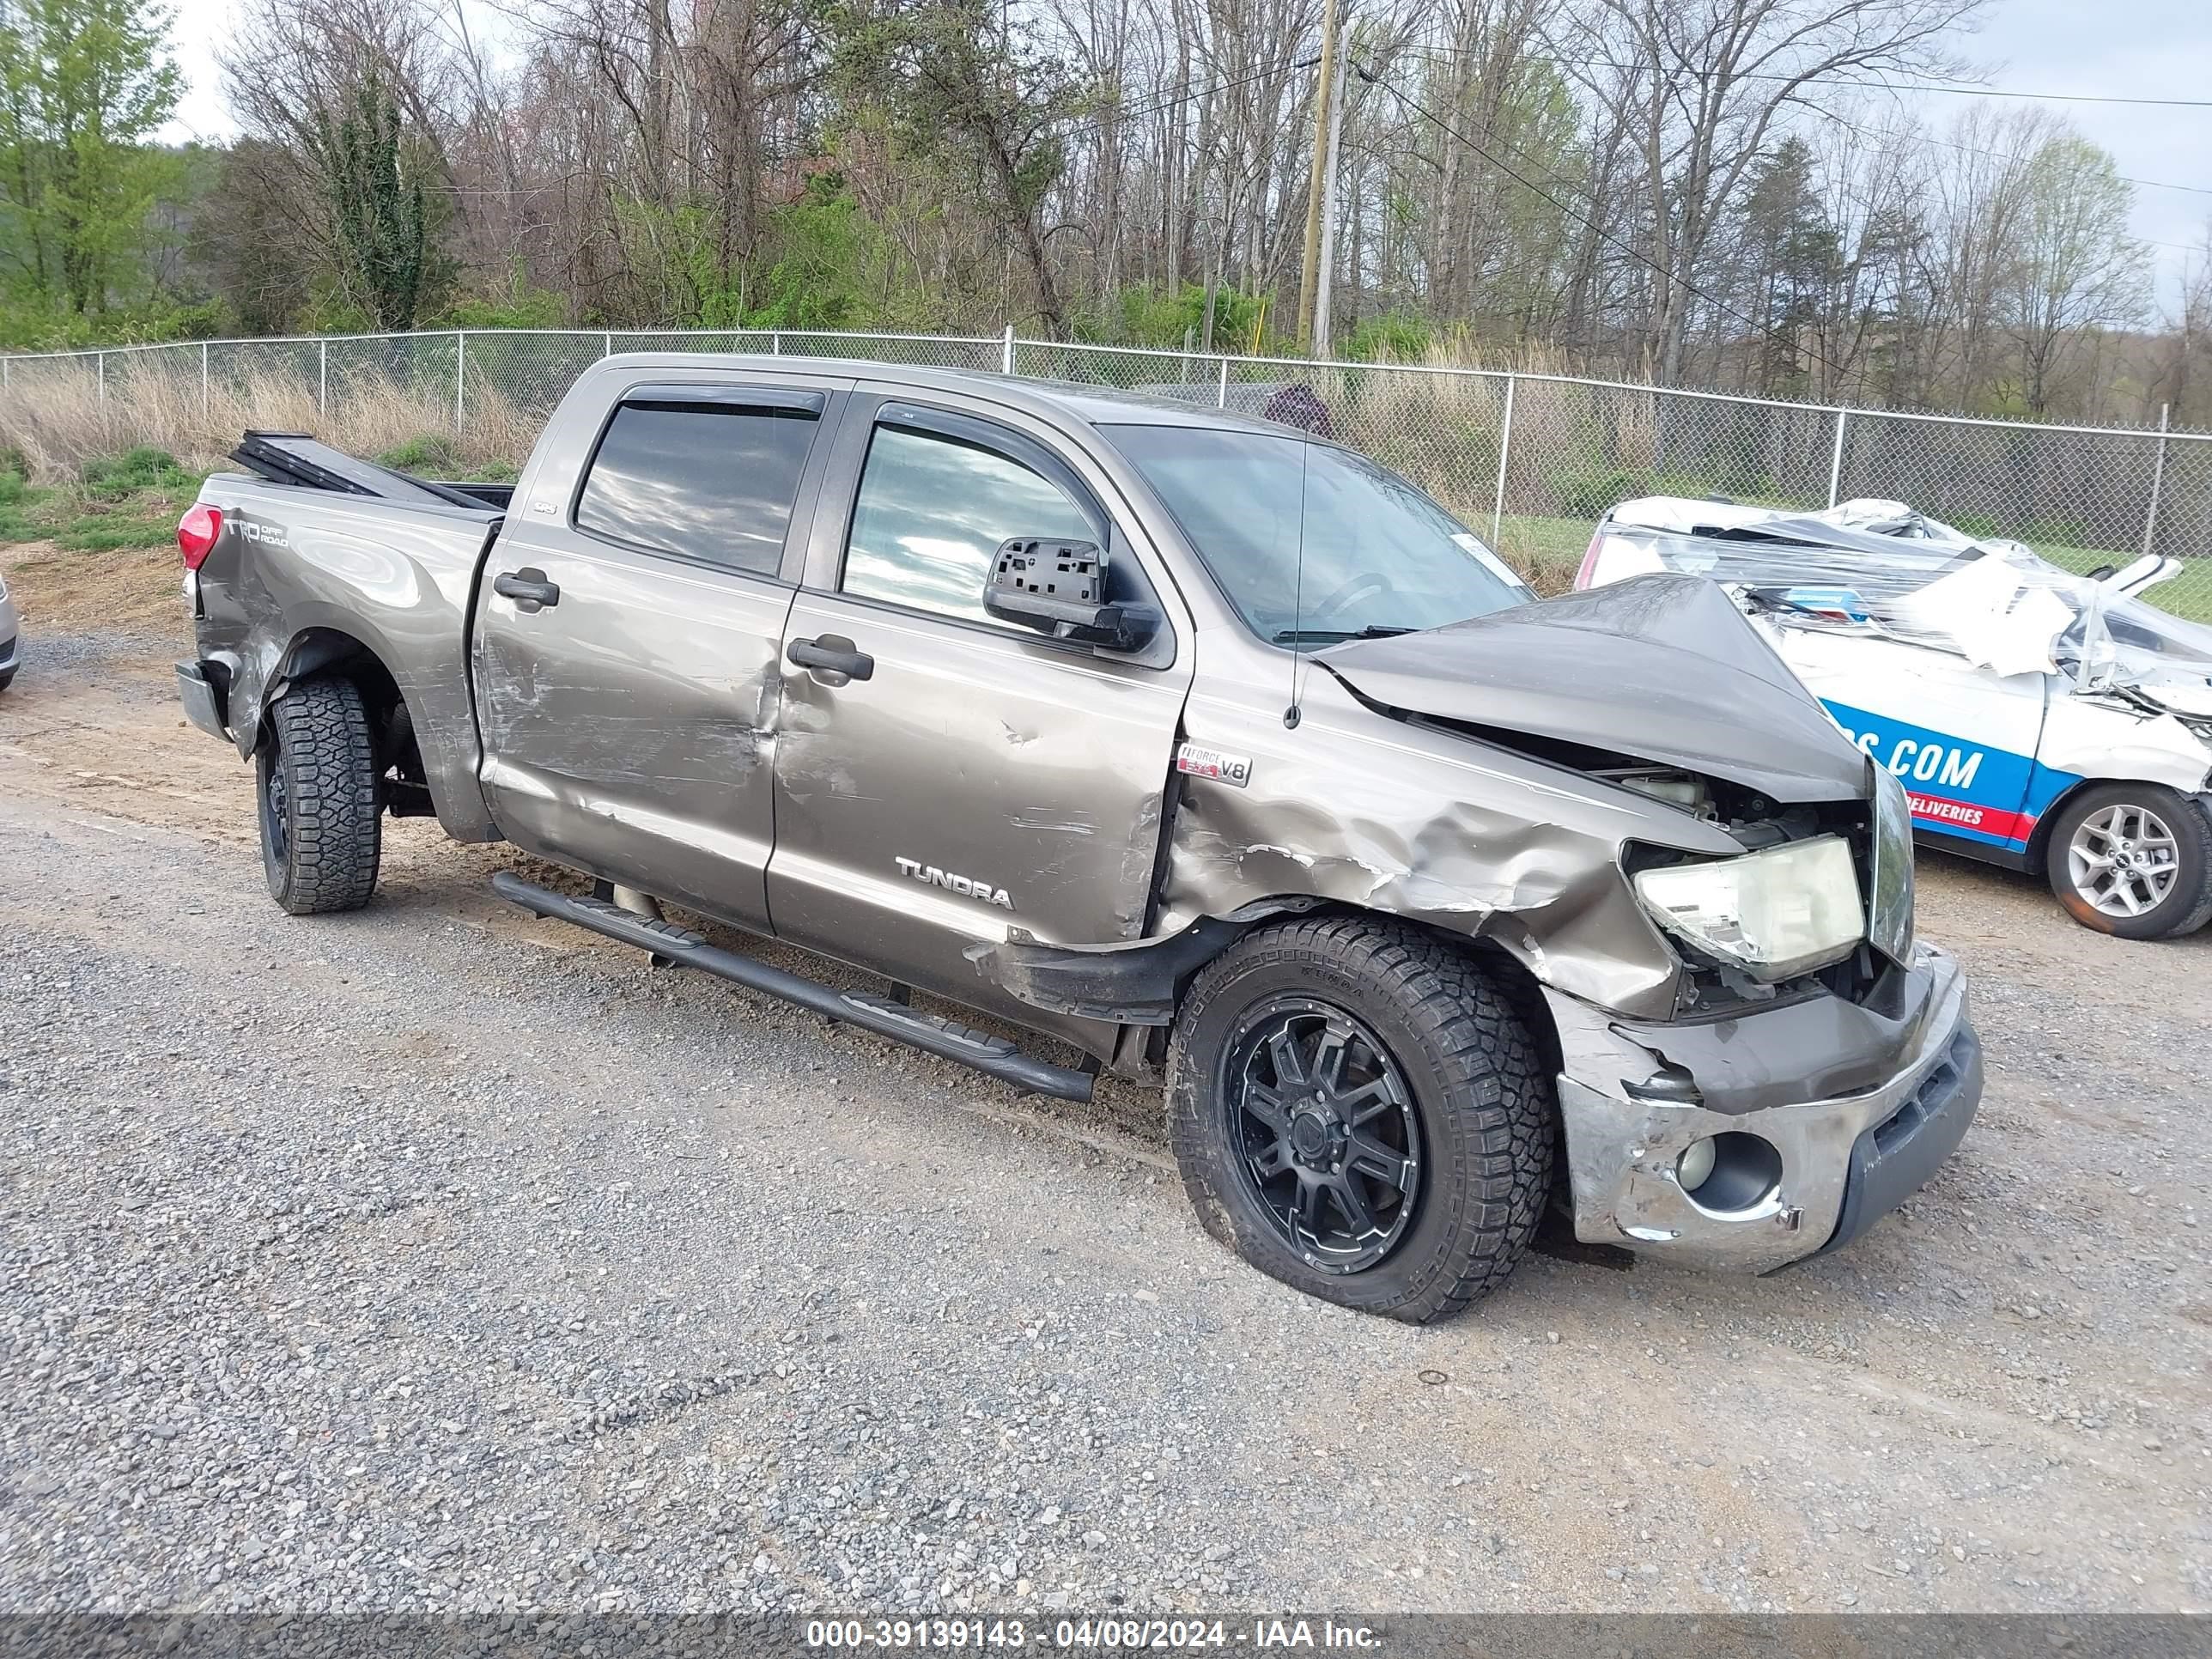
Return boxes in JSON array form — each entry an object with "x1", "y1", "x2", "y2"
[
  {"x1": 766, "y1": 394, "x2": 1194, "y2": 1016},
  {"x1": 472, "y1": 377, "x2": 848, "y2": 929}
]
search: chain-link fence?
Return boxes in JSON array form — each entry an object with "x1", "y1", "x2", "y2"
[{"x1": 5, "y1": 326, "x2": 2208, "y2": 618}]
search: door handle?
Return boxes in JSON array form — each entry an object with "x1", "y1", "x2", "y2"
[
  {"x1": 493, "y1": 568, "x2": 561, "y2": 612},
  {"x1": 786, "y1": 635, "x2": 874, "y2": 684}
]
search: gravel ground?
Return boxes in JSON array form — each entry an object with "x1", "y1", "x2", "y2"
[{"x1": 2, "y1": 561, "x2": 2209, "y2": 1616}]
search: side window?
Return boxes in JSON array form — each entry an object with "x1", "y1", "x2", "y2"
[
  {"x1": 574, "y1": 399, "x2": 817, "y2": 575},
  {"x1": 842, "y1": 422, "x2": 1097, "y2": 624}
]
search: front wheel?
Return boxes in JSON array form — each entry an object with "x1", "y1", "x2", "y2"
[
  {"x1": 2045, "y1": 782, "x2": 2212, "y2": 940},
  {"x1": 258, "y1": 676, "x2": 382, "y2": 915},
  {"x1": 1168, "y1": 916, "x2": 1553, "y2": 1323}
]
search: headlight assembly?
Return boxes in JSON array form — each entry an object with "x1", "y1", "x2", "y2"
[
  {"x1": 1868, "y1": 764, "x2": 1916, "y2": 964},
  {"x1": 1634, "y1": 835, "x2": 1864, "y2": 981}
]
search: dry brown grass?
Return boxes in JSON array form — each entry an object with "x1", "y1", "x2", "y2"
[
  {"x1": 1, "y1": 540, "x2": 186, "y2": 631},
  {"x1": 0, "y1": 362, "x2": 543, "y2": 482}
]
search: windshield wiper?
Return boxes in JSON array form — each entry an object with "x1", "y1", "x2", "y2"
[{"x1": 1271, "y1": 624, "x2": 1419, "y2": 644}]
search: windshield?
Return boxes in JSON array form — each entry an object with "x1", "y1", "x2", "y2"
[{"x1": 1105, "y1": 424, "x2": 1530, "y2": 641}]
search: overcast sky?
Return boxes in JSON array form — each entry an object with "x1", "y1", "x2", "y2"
[{"x1": 155, "y1": 0, "x2": 2212, "y2": 311}]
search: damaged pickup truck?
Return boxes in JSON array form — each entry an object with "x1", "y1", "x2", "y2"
[{"x1": 174, "y1": 356, "x2": 1980, "y2": 1322}]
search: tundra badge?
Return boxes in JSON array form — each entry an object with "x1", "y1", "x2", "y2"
[{"x1": 895, "y1": 857, "x2": 1014, "y2": 910}]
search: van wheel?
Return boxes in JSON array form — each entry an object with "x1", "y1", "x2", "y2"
[
  {"x1": 2045, "y1": 782, "x2": 2212, "y2": 940},
  {"x1": 1168, "y1": 916, "x2": 1552, "y2": 1323},
  {"x1": 258, "y1": 677, "x2": 381, "y2": 915}
]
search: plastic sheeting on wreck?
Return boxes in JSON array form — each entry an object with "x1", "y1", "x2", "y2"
[{"x1": 1592, "y1": 496, "x2": 2212, "y2": 718}]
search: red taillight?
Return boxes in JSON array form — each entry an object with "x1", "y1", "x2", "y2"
[
  {"x1": 1574, "y1": 529, "x2": 1607, "y2": 590},
  {"x1": 179, "y1": 504, "x2": 222, "y2": 571}
]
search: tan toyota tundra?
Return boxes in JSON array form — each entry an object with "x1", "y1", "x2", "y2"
[{"x1": 173, "y1": 356, "x2": 1980, "y2": 1322}]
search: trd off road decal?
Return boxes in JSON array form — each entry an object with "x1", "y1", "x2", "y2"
[{"x1": 1822, "y1": 700, "x2": 2078, "y2": 851}]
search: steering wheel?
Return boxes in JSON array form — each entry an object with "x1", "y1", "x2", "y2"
[{"x1": 1310, "y1": 571, "x2": 1393, "y2": 622}]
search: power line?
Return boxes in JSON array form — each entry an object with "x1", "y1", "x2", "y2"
[
  {"x1": 1399, "y1": 42, "x2": 2212, "y2": 110},
  {"x1": 1856, "y1": 79, "x2": 2212, "y2": 110},
  {"x1": 1103, "y1": 55, "x2": 1320, "y2": 128},
  {"x1": 1359, "y1": 62, "x2": 1852, "y2": 378},
  {"x1": 1799, "y1": 101, "x2": 2212, "y2": 203},
  {"x1": 1395, "y1": 43, "x2": 2212, "y2": 201}
]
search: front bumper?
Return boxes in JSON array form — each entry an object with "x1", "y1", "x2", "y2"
[{"x1": 1553, "y1": 946, "x2": 1978, "y2": 1273}]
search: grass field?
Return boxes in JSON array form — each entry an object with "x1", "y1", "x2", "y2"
[{"x1": 0, "y1": 447, "x2": 205, "y2": 553}]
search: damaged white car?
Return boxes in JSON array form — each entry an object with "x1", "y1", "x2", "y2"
[{"x1": 1578, "y1": 498, "x2": 2212, "y2": 939}]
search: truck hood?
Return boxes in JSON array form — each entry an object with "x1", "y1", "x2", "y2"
[{"x1": 1321, "y1": 574, "x2": 1869, "y2": 803}]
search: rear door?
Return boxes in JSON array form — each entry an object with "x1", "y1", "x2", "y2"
[
  {"x1": 766, "y1": 392, "x2": 1194, "y2": 1016},
  {"x1": 473, "y1": 374, "x2": 848, "y2": 929}
]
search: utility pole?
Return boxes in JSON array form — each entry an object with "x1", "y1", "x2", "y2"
[
  {"x1": 1294, "y1": 0, "x2": 1341, "y2": 350},
  {"x1": 1311, "y1": 30, "x2": 1352, "y2": 356}
]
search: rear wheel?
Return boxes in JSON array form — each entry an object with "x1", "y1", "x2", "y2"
[
  {"x1": 2045, "y1": 781, "x2": 2212, "y2": 940},
  {"x1": 1169, "y1": 915, "x2": 1552, "y2": 1323},
  {"x1": 258, "y1": 677, "x2": 382, "y2": 915}
]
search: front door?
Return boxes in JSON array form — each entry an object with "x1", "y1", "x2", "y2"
[
  {"x1": 473, "y1": 375, "x2": 847, "y2": 929},
  {"x1": 766, "y1": 393, "x2": 1194, "y2": 1017}
]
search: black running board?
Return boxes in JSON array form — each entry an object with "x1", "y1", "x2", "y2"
[{"x1": 489, "y1": 872, "x2": 1095, "y2": 1103}]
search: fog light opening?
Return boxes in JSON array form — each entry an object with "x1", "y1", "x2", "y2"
[
  {"x1": 1675, "y1": 1137, "x2": 1718, "y2": 1194},
  {"x1": 1684, "y1": 1132, "x2": 1784, "y2": 1213}
]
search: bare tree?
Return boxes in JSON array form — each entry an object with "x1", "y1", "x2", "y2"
[{"x1": 1551, "y1": 0, "x2": 1983, "y2": 382}]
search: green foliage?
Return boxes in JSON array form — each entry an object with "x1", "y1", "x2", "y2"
[
  {"x1": 1072, "y1": 283, "x2": 1267, "y2": 351},
  {"x1": 1547, "y1": 465, "x2": 1657, "y2": 519},
  {"x1": 309, "y1": 71, "x2": 453, "y2": 330},
  {"x1": 0, "y1": 294, "x2": 215, "y2": 348},
  {"x1": 0, "y1": 443, "x2": 201, "y2": 549},
  {"x1": 1544, "y1": 462, "x2": 1782, "y2": 519},
  {"x1": 1341, "y1": 313, "x2": 1434, "y2": 363},
  {"x1": 377, "y1": 434, "x2": 464, "y2": 475},
  {"x1": 739, "y1": 179, "x2": 884, "y2": 331},
  {"x1": 827, "y1": 0, "x2": 1088, "y2": 331},
  {"x1": 438, "y1": 268, "x2": 568, "y2": 331},
  {"x1": 0, "y1": 0, "x2": 183, "y2": 313},
  {"x1": 1940, "y1": 509, "x2": 2095, "y2": 550},
  {"x1": 80, "y1": 443, "x2": 191, "y2": 495}
]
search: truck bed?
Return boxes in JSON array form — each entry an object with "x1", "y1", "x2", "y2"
[
  {"x1": 229, "y1": 430, "x2": 516, "y2": 513},
  {"x1": 188, "y1": 445, "x2": 507, "y2": 842}
]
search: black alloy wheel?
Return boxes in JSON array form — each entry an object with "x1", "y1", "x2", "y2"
[
  {"x1": 1224, "y1": 996, "x2": 1422, "y2": 1274},
  {"x1": 259, "y1": 739, "x2": 290, "y2": 866}
]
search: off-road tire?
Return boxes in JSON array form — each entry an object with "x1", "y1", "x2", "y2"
[
  {"x1": 258, "y1": 676, "x2": 381, "y2": 915},
  {"x1": 1168, "y1": 915, "x2": 1553, "y2": 1323},
  {"x1": 2044, "y1": 781, "x2": 2212, "y2": 941}
]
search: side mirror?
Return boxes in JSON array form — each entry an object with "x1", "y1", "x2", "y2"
[{"x1": 984, "y1": 537, "x2": 1157, "y2": 651}]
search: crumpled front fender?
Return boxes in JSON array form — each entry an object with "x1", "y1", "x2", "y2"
[{"x1": 1152, "y1": 672, "x2": 1747, "y2": 1019}]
